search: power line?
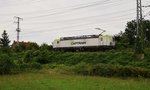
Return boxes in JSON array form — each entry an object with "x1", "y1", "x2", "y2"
[
  {"x1": 142, "y1": 2, "x2": 150, "y2": 18},
  {"x1": 0, "y1": 0, "x2": 109, "y2": 16},
  {"x1": 24, "y1": 0, "x2": 110, "y2": 19},
  {"x1": 0, "y1": 0, "x2": 45, "y2": 8},
  {"x1": 23, "y1": 0, "x2": 129, "y2": 20},
  {"x1": 0, "y1": 0, "x2": 133, "y2": 21},
  {"x1": 142, "y1": 5, "x2": 150, "y2": 7},
  {"x1": 22, "y1": 16, "x2": 135, "y2": 36},
  {"x1": 143, "y1": 11, "x2": 150, "y2": 18},
  {"x1": 0, "y1": 23, "x2": 13, "y2": 29},
  {"x1": 23, "y1": 13, "x2": 135, "y2": 27},
  {"x1": 22, "y1": 8, "x2": 135, "y2": 25}
]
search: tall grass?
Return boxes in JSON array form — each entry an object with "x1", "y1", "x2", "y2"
[{"x1": 0, "y1": 70, "x2": 149, "y2": 90}]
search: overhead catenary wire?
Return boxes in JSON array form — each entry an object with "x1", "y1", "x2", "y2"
[
  {"x1": 22, "y1": 15, "x2": 135, "y2": 36},
  {"x1": 143, "y1": 11, "x2": 150, "y2": 18},
  {"x1": 1, "y1": 0, "x2": 136, "y2": 29},
  {"x1": 23, "y1": 0, "x2": 131, "y2": 20},
  {"x1": 0, "y1": 0, "x2": 110, "y2": 16},
  {"x1": 0, "y1": 0, "x2": 135, "y2": 27},
  {"x1": 18, "y1": 6, "x2": 135, "y2": 34},
  {"x1": 0, "y1": 0, "x2": 46, "y2": 8},
  {"x1": 0, "y1": 0, "x2": 133, "y2": 17},
  {"x1": 0, "y1": 0, "x2": 123, "y2": 24},
  {"x1": 22, "y1": 8, "x2": 136, "y2": 25},
  {"x1": 0, "y1": 0, "x2": 134, "y2": 23}
]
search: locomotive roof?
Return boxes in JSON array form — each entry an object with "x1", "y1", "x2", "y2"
[{"x1": 60, "y1": 35, "x2": 100, "y2": 41}]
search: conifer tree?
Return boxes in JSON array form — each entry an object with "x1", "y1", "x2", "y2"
[{"x1": 1, "y1": 30, "x2": 10, "y2": 47}]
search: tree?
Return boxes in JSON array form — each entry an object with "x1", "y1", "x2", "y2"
[
  {"x1": 40, "y1": 43, "x2": 52, "y2": 50},
  {"x1": 114, "y1": 31, "x2": 128, "y2": 48},
  {"x1": 124, "y1": 20, "x2": 137, "y2": 45},
  {"x1": 26, "y1": 42, "x2": 39, "y2": 50},
  {"x1": 124, "y1": 20, "x2": 150, "y2": 47},
  {"x1": 1, "y1": 30, "x2": 10, "y2": 47}
]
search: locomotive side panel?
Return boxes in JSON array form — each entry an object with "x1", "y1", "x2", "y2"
[{"x1": 53, "y1": 38, "x2": 99, "y2": 48}]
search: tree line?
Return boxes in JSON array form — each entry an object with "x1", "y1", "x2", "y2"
[{"x1": 114, "y1": 19, "x2": 150, "y2": 48}]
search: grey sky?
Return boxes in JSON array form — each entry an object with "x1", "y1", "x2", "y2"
[{"x1": 0, "y1": 0, "x2": 150, "y2": 45}]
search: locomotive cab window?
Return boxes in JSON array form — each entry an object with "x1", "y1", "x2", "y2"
[
  {"x1": 57, "y1": 41, "x2": 59, "y2": 44},
  {"x1": 100, "y1": 38, "x2": 103, "y2": 41},
  {"x1": 110, "y1": 42, "x2": 112, "y2": 45}
]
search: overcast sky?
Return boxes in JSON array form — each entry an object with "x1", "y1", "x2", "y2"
[{"x1": 0, "y1": 0, "x2": 150, "y2": 45}]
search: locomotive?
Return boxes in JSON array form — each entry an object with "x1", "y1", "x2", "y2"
[{"x1": 52, "y1": 34, "x2": 115, "y2": 51}]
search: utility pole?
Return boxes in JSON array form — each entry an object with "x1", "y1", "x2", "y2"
[
  {"x1": 14, "y1": 16, "x2": 23, "y2": 43},
  {"x1": 135, "y1": 0, "x2": 144, "y2": 59}
]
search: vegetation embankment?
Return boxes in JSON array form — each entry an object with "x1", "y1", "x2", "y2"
[{"x1": 0, "y1": 46, "x2": 150, "y2": 78}]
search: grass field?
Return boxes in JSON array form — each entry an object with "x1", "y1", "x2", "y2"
[{"x1": 0, "y1": 70, "x2": 150, "y2": 90}]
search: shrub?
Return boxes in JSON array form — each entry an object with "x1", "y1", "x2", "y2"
[
  {"x1": 73, "y1": 62, "x2": 92, "y2": 75},
  {"x1": 35, "y1": 50, "x2": 50, "y2": 64},
  {"x1": 72, "y1": 63, "x2": 150, "y2": 78},
  {"x1": 26, "y1": 42, "x2": 39, "y2": 50},
  {"x1": 0, "y1": 47, "x2": 11, "y2": 54},
  {"x1": 30, "y1": 62, "x2": 42, "y2": 69},
  {"x1": 40, "y1": 43, "x2": 49, "y2": 50},
  {"x1": 91, "y1": 64, "x2": 114, "y2": 76},
  {"x1": 23, "y1": 50, "x2": 34, "y2": 63},
  {"x1": 0, "y1": 54, "x2": 15, "y2": 75},
  {"x1": 19, "y1": 62, "x2": 42, "y2": 71},
  {"x1": 23, "y1": 49, "x2": 51, "y2": 64}
]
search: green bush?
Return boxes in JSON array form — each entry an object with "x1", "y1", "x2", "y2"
[
  {"x1": 35, "y1": 50, "x2": 50, "y2": 64},
  {"x1": 19, "y1": 62, "x2": 42, "y2": 71},
  {"x1": 40, "y1": 43, "x2": 49, "y2": 50},
  {"x1": 30, "y1": 62, "x2": 42, "y2": 69},
  {"x1": 72, "y1": 63, "x2": 150, "y2": 78},
  {"x1": 26, "y1": 42, "x2": 39, "y2": 50},
  {"x1": 73, "y1": 62, "x2": 92, "y2": 75},
  {"x1": 23, "y1": 50, "x2": 51, "y2": 64},
  {"x1": 23, "y1": 50, "x2": 34, "y2": 63},
  {"x1": 0, "y1": 54, "x2": 16, "y2": 75}
]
